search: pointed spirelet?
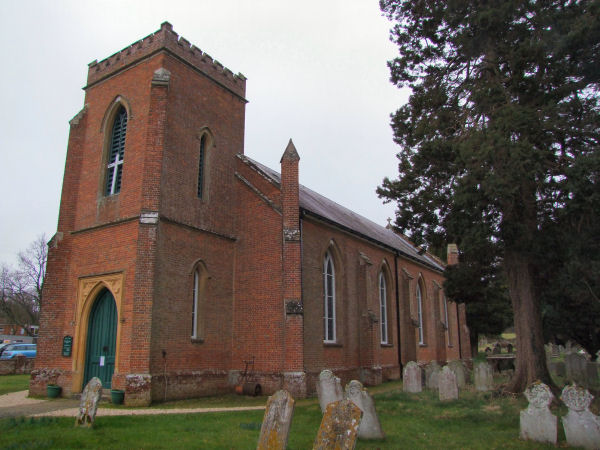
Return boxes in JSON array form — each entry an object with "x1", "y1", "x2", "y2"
[{"x1": 280, "y1": 139, "x2": 300, "y2": 162}]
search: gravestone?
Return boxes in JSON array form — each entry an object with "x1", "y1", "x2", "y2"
[
  {"x1": 345, "y1": 380, "x2": 385, "y2": 440},
  {"x1": 75, "y1": 377, "x2": 103, "y2": 427},
  {"x1": 448, "y1": 360, "x2": 467, "y2": 388},
  {"x1": 492, "y1": 343, "x2": 501, "y2": 354},
  {"x1": 403, "y1": 361, "x2": 422, "y2": 393},
  {"x1": 585, "y1": 362, "x2": 599, "y2": 389},
  {"x1": 316, "y1": 369, "x2": 344, "y2": 413},
  {"x1": 438, "y1": 366, "x2": 459, "y2": 401},
  {"x1": 425, "y1": 361, "x2": 442, "y2": 390},
  {"x1": 565, "y1": 352, "x2": 588, "y2": 385},
  {"x1": 474, "y1": 361, "x2": 494, "y2": 392},
  {"x1": 561, "y1": 384, "x2": 600, "y2": 450},
  {"x1": 313, "y1": 399, "x2": 362, "y2": 450},
  {"x1": 257, "y1": 390, "x2": 295, "y2": 450},
  {"x1": 507, "y1": 343, "x2": 514, "y2": 354},
  {"x1": 548, "y1": 361, "x2": 566, "y2": 379},
  {"x1": 519, "y1": 382, "x2": 557, "y2": 445}
]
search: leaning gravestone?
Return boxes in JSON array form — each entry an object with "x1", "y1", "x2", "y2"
[
  {"x1": 75, "y1": 377, "x2": 103, "y2": 427},
  {"x1": 345, "y1": 380, "x2": 385, "y2": 440},
  {"x1": 448, "y1": 360, "x2": 467, "y2": 388},
  {"x1": 438, "y1": 366, "x2": 459, "y2": 401},
  {"x1": 313, "y1": 399, "x2": 362, "y2": 450},
  {"x1": 560, "y1": 384, "x2": 600, "y2": 450},
  {"x1": 425, "y1": 361, "x2": 442, "y2": 390},
  {"x1": 316, "y1": 369, "x2": 344, "y2": 413},
  {"x1": 257, "y1": 390, "x2": 295, "y2": 450},
  {"x1": 565, "y1": 352, "x2": 588, "y2": 385},
  {"x1": 519, "y1": 382, "x2": 557, "y2": 445},
  {"x1": 474, "y1": 361, "x2": 494, "y2": 392},
  {"x1": 403, "y1": 361, "x2": 422, "y2": 393}
]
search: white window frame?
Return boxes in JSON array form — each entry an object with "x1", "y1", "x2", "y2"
[
  {"x1": 323, "y1": 252, "x2": 336, "y2": 343},
  {"x1": 191, "y1": 268, "x2": 199, "y2": 339},
  {"x1": 379, "y1": 272, "x2": 388, "y2": 344},
  {"x1": 417, "y1": 282, "x2": 425, "y2": 345}
]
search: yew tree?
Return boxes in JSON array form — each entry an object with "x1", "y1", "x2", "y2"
[{"x1": 378, "y1": 0, "x2": 600, "y2": 392}]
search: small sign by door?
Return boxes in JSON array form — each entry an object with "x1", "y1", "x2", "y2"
[
  {"x1": 99, "y1": 356, "x2": 105, "y2": 367},
  {"x1": 62, "y1": 335, "x2": 73, "y2": 357}
]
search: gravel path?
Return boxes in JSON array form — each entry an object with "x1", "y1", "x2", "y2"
[{"x1": 0, "y1": 390, "x2": 265, "y2": 418}]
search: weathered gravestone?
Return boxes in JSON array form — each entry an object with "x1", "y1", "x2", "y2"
[
  {"x1": 75, "y1": 377, "x2": 103, "y2": 427},
  {"x1": 345, "y1": 380, "x2": 384, "y2": 440},
  {"x1": 566, "y1": 352, "x2": 588, "y2": 385},
  {"x1": 519, "y1": 382, "x2": 557, "y2": 445},
  {"x1": 316, "y1": 370, "x2": 344, "y2": 413},
  {"x1": 313, "y1": 399, "x2": 362, "y2": 450},
  {"x1": 474, "y1": 361, "x2": 494, "y2": 392},
  {"x1": 402, "y1": 361, "x2": 422, "y2": 393},
  {"x1": 560, "y1": 384, "x2": 600, "y2": 450},
  {"x1": 257, "y1": 390, "x2": 295, "y2": 450},
  {"x1": 586, "y1": 362, "x2": 600, "y2": 389},
  {"x1": 548, "y1": 361, "x2": 566, "y2": 379},
  {"x1": 438, "y1": 366, "x2": 459, "y2": 401},
  {"x1": 448, "y1": 360, "x2": 467, "y2": 388},
  {"x1": 425, "y1": 361, "x2": 442, "y2": 390}
]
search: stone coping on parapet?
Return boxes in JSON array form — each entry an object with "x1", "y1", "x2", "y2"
[{"x1": 86, "y1": 22, "x2": 246, "y2": 99}]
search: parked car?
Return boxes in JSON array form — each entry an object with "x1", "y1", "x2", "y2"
[
  {"x1": 0, "y1": 343, "x2": 11, "y2": 357},
  {"x1": 0, "y1": 343, "x2": 36, "y2": 359}
]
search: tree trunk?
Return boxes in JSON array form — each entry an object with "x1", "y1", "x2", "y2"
[
  {"x1": 504, "y1": 249, "x2": 555, "y2": 393},
  {"x1": 470, "y1": 331, "x2": 479, "y2": 359}
]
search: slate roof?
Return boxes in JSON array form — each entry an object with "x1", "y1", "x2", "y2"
[{"x1": 239, "y1": 155, "x2": 445, "y2": 272}]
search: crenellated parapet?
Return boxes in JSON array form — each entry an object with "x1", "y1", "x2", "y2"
[{"x1": 86, "y1": 22, "x2": 246, "y2": 98}]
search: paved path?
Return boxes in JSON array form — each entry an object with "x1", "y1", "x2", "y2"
[{"x1": 0, "y1": 390, "x2": 265, "y2": 418}]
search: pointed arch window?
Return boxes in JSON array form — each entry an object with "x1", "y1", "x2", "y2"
[
  {"x1": 379, "y1": 271, "x2": 388, "y2": 344},
  {"x1": 197, "y1": 134, "x2": 206, "y2": 198},
  {"x1": 417, "y1": 282, "x2": 425, "y2": 345},
  {"x1": 323, "y1": 252, "x2": 336, "y2": 343},
  {"x1": 191, "y1": 263, "x2": 207, "y2": 341},
  {"x1": 105, "y1": 106, "x2": 127, "y2": 196}
]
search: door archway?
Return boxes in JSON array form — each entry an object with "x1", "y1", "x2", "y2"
[{"x1": 83, "y1": 288, "x2": 117, "y2": 388}]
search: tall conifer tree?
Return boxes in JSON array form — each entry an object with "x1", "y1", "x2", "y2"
[{"x1": 378, "y1": 0, "x2": 600, "y2": 392}]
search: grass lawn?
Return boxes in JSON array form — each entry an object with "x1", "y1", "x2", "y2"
[
  {"x1": 0, "y1": 380, "x2": 566, "y2": 449},
  {"x1": 0, "y1": 374, "x2": 30, "y2": 396}
]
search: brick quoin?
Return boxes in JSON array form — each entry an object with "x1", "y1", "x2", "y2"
[{"x1": 32, "y1": 23, "x2": 470, "y2": 404}]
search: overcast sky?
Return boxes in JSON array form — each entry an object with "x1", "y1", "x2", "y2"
[{"x1": 0, "y1": 0, "x2": 409, "y2": 265}]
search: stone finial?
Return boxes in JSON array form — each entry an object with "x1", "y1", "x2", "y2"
[
  {"x1": 560, "y1": 384, "x2": 600, "y2": 449},
  {"x1": 280, "y1": 139, "x2": 300, "y2": 163},
  {"x1": 152, "y1": 67, "x2": 171, "y2": 86},
  {"x1": 519, "y1": 382, "x2": 557, "y2": 445},
  {"x1": 345, "y1": 380, "x2": 385, "y2": 440}
]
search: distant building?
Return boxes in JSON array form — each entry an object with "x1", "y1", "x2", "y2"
[{"x1": 31, "y1": 23, "x2": 470, "y2": 405}]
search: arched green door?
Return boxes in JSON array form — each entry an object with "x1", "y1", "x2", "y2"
[{"x1": 84, "y1": 289, "x2": 117, "y2": 388}]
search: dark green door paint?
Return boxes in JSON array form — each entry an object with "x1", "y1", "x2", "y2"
[{"x1": 84, "y1": 289, "x2": 117, "y2": 389}]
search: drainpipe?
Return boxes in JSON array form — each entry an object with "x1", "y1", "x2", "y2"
[{"x1": 394, "y1": 254, "x2": 403, "y2": 375}]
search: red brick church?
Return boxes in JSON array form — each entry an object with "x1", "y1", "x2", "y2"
[{"x1": 30, "y1": 23, "x2": 470, "y2": 405}]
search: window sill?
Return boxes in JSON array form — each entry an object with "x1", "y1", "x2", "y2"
[
  {"x1": 323, "y1": 342, "x2": 342, "y2": 348},
  {"x1": 381, "y1": 343, "x2": 394, "y2": 348},
  {"x1": 419, "y1": 343, "x2": 427, "y2": 347},
  {"x1": 191, "y1": 338, "x2": 204, "y2": 344}
]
